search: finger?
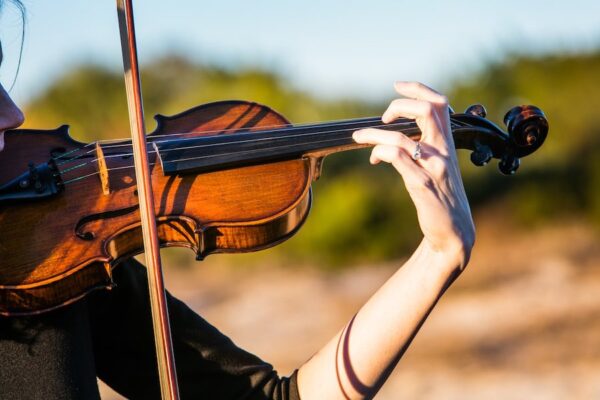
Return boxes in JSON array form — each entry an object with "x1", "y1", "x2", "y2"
[
  {"x1": 354, "y1": 128, "x2": 425, "y2": 163},
  {"x1": 370, "y1": 144, "x2": 417, "y2": 170},
  {"x1": 393, "y1": 81, "x2": 448, "y2": 105},
  {"x1": 353, "y1": 128, "x2": 417, "y2": 152},
  {"x1": 380, "y1": 99, "x2": 448, "y2": 150},
  {"x1": 369, "y1": 144, "x2": 429, "y2": 187},
  {"x1": 381, "y1": 98, "x2": 435, "y2": 124}
]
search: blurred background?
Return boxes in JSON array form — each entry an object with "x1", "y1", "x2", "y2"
[{"x1": 2, "y1": 1, "x2": 600, "y2": 398}]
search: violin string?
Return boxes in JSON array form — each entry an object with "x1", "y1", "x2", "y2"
[
  {"x1": 51, "y1": 115, "x2": 387, "y2": 164},
  {"x1": 60, "y1": 133, "x2": 381, "y2": 186},
  {"x1": 53, "y1": 143, "x2": 97, "y2": 163},
  {"x1": 54, "y1": 116, "x2": 394, "y2": 169},
  {"x1": 58, "y1": 134, "x2": 360, "y2": 186},
  {"x1": 63, "y1": 113, "x2": 468, "y2": 164},
  {"x1": 57, "y1": 119, "x2": 422, "y2": 179},
  {"x1": 59, "y1": 117, "x2": 470, "y2": 186},
  {"x1": 53, "y1": 114, "x2": 466, "y2": 173},
  {"x1": 59, "y1": 118, "x2": 468, "y2": 184},
  {"x1": 106, "y1": 120, "x2": 417, "y2": 160},
  {"x1": 52, "y1": 142, "x2": 102, "y2": 167}
]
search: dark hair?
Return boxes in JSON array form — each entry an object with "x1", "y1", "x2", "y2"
[{"x1": 0, "y1": 0, "x2": 26, "y2": 89}]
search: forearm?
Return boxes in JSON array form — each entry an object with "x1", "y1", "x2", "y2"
[{"x1": 297, "y1": 240, "x2": 463, "y2": 400}]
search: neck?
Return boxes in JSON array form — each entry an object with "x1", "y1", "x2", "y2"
[{"x1": 154, "y1": 117, "x2": 424, "y2": 175}]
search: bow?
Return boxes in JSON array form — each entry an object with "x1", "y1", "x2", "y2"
[{"x1": 116, "y1": 1, "x2": 180, "y2": 398}]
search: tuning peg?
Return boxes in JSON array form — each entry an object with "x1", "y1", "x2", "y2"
[
  {"x1": 470, "y1": 144, "x2": 493, "y2": 167},
  {"x1": 498, "y1": 154, "x2": 520, "y2": 175},
  {"x1": 465, "y1": 104, "x2": 487, "y2": 118}
]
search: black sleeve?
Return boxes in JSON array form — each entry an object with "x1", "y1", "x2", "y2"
[{"x1": 87, "y1": 258, "x2": 301, "y2": 400}]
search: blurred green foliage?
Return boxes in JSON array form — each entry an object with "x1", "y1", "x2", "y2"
[
  {"x1": 25, "y1": 56, "x2": 378, "y2": 141},
  {"x1": 22, "y1": 51, "x2": 600, "y2": 267}
]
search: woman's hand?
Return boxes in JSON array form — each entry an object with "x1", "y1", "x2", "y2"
[
  {"x1": 353, "y1": 81, "x2": 474, "y2": 270},
  {"x1": 301, "y1": 87, "x2": 475, "y2": 398}
]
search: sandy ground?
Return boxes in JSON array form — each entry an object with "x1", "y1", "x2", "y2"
[{"x1": 99, "y1": 216, "x2": 600, "y2": 399}]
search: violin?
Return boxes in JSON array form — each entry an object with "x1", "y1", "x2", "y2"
[{"x1": 0, "y1": 100, "x2": 547, "y2": 316}]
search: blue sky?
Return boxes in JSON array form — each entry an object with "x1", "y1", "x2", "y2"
[{"x1": 1, "y1": 0, "x2": 599, "y2": 105}]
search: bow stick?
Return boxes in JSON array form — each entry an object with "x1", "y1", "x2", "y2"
[{"x1": 116, "y1": 1, "x2": 180, "y2": 398}]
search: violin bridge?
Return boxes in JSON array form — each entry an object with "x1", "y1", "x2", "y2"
[{"x1": 95, "y1": 143, "x2": 111, "y2": 195}]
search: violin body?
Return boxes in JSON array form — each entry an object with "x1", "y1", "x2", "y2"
[{"x1": 0, "y1": 101, "x2": 317, "y2": 315}]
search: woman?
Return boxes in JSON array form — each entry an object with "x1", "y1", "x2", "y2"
[{"x1": 0, "y1": 1, "x2": 474, "y2": 399}]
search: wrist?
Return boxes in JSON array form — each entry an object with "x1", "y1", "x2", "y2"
[{"x1": 419, "y1": 236, "x2": 473, "y2": 275}]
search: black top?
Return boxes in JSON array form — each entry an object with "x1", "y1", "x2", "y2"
[{"x1": 0, "y1": 259, "x2": 300, "y2": 400}]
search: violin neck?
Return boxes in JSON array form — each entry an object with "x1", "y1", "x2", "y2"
[{"x1": 155, "y1": 117, "x2": 424, "y2": 175}]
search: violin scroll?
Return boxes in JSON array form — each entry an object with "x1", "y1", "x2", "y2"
[
  {"x1": 500, "y1": 105, "x2": 547, "y2": 175},
  {"x1": 504, "y1": 105, "x2": 548, "y2": 149},
  {"x1": 451, "y1": 103, "x2": 548, "y2": 175}
]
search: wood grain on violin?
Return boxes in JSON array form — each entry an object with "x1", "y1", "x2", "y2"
[{"x1": 0, "y1": 100, "x2": 548, "y2": 315}]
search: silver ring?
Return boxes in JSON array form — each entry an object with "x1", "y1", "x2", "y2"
[{"x1": 412, "y1": 142, "x2": 422, "y2": 160}]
